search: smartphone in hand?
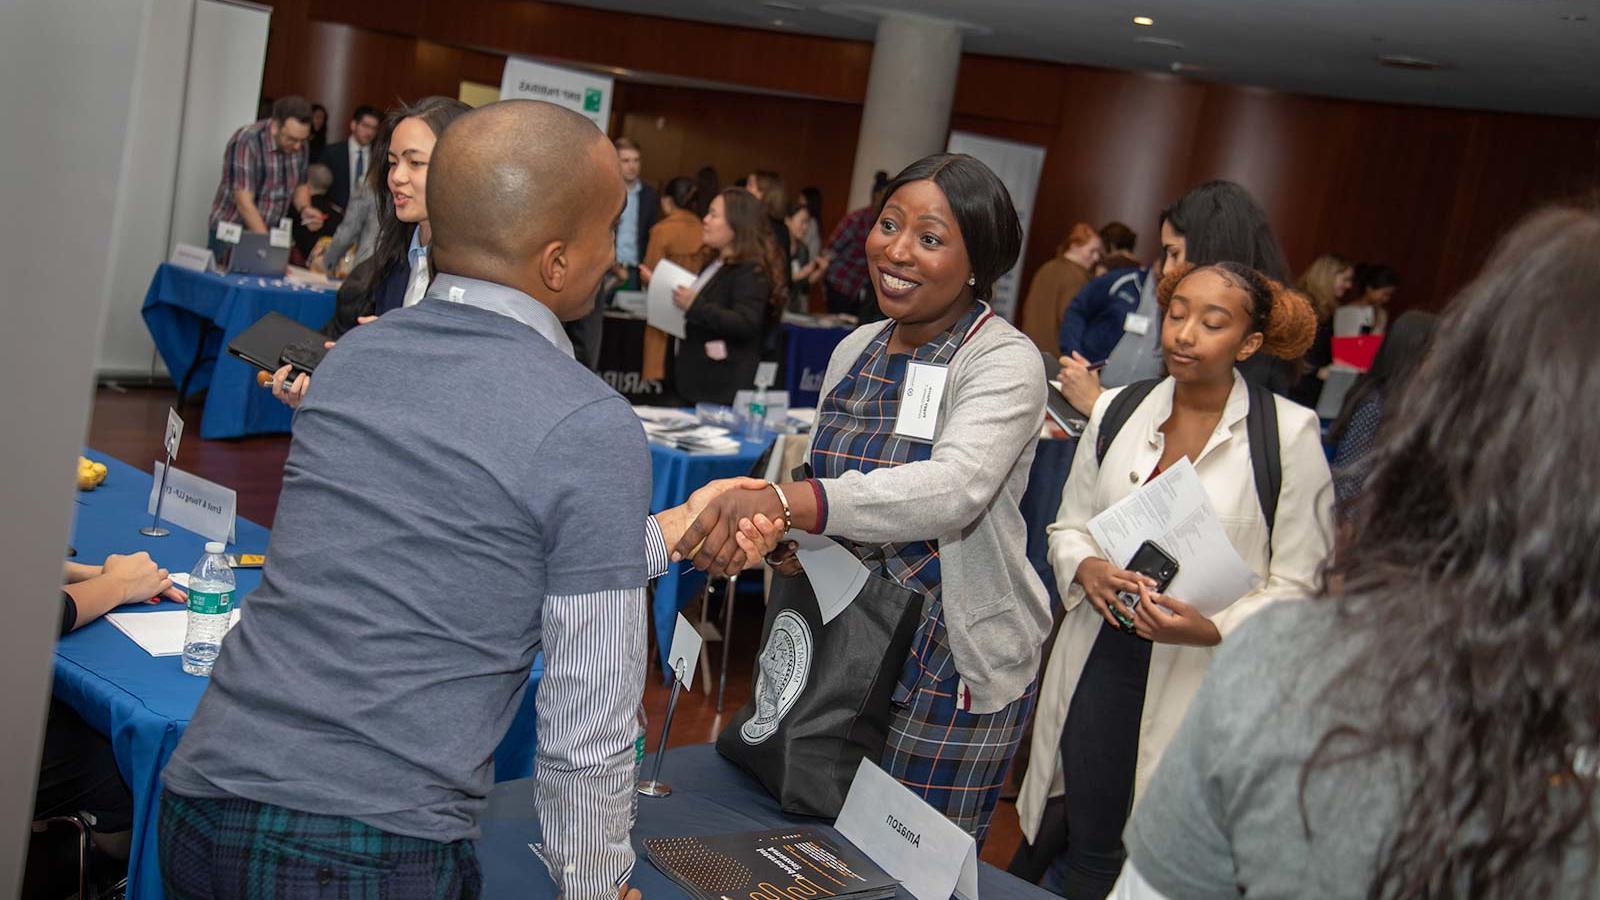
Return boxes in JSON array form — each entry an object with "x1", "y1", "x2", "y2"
[{"x1": 1113, "y1": 540, "x2": 1179, "y2": 633}]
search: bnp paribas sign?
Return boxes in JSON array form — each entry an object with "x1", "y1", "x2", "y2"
[{"x1": 499, "y1": 57, "x2": 614, "y2": 130}]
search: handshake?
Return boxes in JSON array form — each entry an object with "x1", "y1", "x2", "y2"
[{"x1": 656, "y1": 477, "x2": 804, "y2": 578}]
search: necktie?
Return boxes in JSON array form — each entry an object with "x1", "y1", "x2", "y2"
[{"x1": 354, "y1": 147, "x2": 365, "y2": 182}]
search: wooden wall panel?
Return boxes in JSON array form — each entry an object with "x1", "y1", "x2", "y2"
[
  {"x1": 252, "y1": 0, "x2": 1600, "y2": 320},
  {"x1": 308, "y1": 0, "x2": 872, "y2": 103}
]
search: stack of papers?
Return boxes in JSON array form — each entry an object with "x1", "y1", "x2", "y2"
[
  {"x1": 634, "y1": 408, "x2": 742, "y2": 454},
  {"x1": 105, "y1": 607, "x2": 242, "y2": 657},
  {"x1": 1086, "y1": 458, "x2": 1260, "y2": 616},
  {"x1": 284, "y1": 265, "x2": 340, "y2": 290}
]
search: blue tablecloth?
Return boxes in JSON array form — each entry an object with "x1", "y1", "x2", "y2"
[
  {"x1": 479, "y1": 743, "x2": 1054, "y2": 900},
  {"x1": 648, "y1": 438, "x2": 771, "y2": 673},
  {"x1": 142, "y1": 264, "x2": 337, "y2": 440},
  {"x1": 54, "y1": 452, "x2": 538, "y2": 900},
  {"x1": 782, "y1": 322, "x2": 854, "y2": 408}
]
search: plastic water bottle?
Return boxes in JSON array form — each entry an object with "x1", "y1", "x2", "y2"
[
  {"x1": 744, "y1": 389, "x2": 768, "y2": 442},
  {"x1": 182, "y1": 542, "x2": 235, "y2": 676},
  {"x1": 629, "y1": 703, "x2": 648, "y2": 825}
]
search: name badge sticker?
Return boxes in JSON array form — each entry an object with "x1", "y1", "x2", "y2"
[
  {"x1": 215, "y1": 221, "x2": 242, "y2": 244},
  {"x1": 1123, "y1": 312, "x2": 1152, "y2": 336},
  {"x1": 893, "y1": 361, "x2": 948, "y2": 442}
]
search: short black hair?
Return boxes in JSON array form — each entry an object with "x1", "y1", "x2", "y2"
[
  {"x1": 271, "y1": 95, "x2": 313, "y2": 126},
  {"x1": 1161, "y1": 180, "x2": 1289, "y2": 281},
  {"x1": 875, "y1": 153, "x2": 1022, "y2": 303},
  {"x1": 1100, "y1": 221, "x2": 1137, "y2": 254},
  {"x1": 662, "y1": 176, "x2": 697, "y2": 210},
  {"x1": 1356, "y1": 262, "x2": 1401, "y2": 292},
  {"x1": 352, "y1": 104, "x2": 381, "y2": 125}
]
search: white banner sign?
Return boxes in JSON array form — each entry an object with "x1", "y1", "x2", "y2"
[
  {"x1": 148, "y1": 462, "x2": 237, "y2": 544},
  {"x1": 499, "y1": 57, "x2": 614, "y2": 129},
  {"x1": 945, "y1": 132, "x2": 1047, "y2": 323}
]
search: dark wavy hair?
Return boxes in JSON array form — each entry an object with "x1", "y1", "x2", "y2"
[
  {"x1": 1326, "y1": 309, "x2": 1437, "y2": 445},
  {"x1": 709, "y1": 187, "x2": 787, "y2": 318},
  {"x1": 875, "y1": 153, "x2": 1023, "y2": 304},
  {"x1": 1162, "y1": 180, "x2": 1290, "y2": 281},
  {"x1": 1303, "y1": 205, "x2": 1600, "y2": 898},
  {"x1": 349, "y1": 96, "x2": 471, "y2": 299}
]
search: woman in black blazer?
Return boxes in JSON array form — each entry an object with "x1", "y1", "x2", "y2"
[
  {"x1": 269, "y1": 96, "x2": 470, "y2": 408},
  {"x1": 672, "y1": 188, "x2": 784, "y2": 405}
]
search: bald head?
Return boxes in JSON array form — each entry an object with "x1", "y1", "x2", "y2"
[{"x1": 427, "y1": 100, "x2": 625, "y2": 319}]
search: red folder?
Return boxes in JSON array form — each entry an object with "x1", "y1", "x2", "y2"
[{"x1": 1331, "y1": 335, "x2": 1384, "y2": 372}]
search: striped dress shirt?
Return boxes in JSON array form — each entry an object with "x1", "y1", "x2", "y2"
[{"x1": 435, "y1": 273, "x2": 663, "y2": 899}]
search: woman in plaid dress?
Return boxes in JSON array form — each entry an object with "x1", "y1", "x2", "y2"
[{"x1": 678, "y1": 154, "x2": 1054, "y2": 843}]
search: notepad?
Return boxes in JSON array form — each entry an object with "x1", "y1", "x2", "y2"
[{"x1": 105, "y1": 608, "x2": 242, "y2": 657}]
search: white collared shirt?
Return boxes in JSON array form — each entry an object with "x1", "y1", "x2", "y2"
[
  {"x1": 402, "y1": 229, "x2": 430, "y2": 308},
  {"x1": 348, "y1": 139, "x2": 369, "y2": 191}
]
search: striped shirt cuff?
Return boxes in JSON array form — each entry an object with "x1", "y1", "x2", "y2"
[
  {"x1": 536, "y1": 587, "x2": 647, "y2": 900},
  {"x1": 644, "y1": 515, "x2": 670, "y2": 580}
]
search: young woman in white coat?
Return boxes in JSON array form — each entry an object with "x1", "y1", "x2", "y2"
[{"x1": 1014, "y1": 261, "x2": 1334, "y2": 900}]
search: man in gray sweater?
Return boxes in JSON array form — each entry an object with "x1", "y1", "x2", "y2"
[{"x1": 160, "y1": 100, "x2": 775, "y2": 900}]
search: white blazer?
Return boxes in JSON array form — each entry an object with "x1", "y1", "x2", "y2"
[{"x1": 1016, "y1": 373, "x2": 1334, "y2": 843}]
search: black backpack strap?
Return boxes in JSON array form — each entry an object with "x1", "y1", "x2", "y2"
[
  {"x1": 1094, "y1": 379, "x2": 1162, "y2": 465},
  {"x1": 1244, "y1": 380, "x2": 1282, "y2": 537}
]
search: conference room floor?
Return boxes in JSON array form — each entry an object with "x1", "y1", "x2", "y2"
[{"x1": 84, "y1": 385, "x2": 1030, "y2": 868}]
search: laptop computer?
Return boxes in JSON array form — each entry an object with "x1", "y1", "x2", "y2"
[{"x1": 228, "y1": 231, "x2": 290, "y2": 276}]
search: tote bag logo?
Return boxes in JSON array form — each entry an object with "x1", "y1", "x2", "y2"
[{"x1": 740, "y1": 610, "x2": 813, "y2": 744}]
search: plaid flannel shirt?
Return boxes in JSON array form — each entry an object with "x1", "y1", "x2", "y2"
[
  {"x1": 823, "y1": 205, "x2": 878, "y2": 301},
  {"x1": 209, "y1": 119, "x2": 307, "y2": 233}
]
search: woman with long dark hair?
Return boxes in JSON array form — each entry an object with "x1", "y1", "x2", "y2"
[
  {"x1": 1114, "y1": 204, "x2": 1600, "y2": 899},
  {"x1": 1334, "y1": 263, "x2": 1399, "y2": 336},
  {"x1": 269, "y1": 96, "x2": 470, "y2": 407},
  {"x1": 671, "y1": 188, "x2": 786, "y2": 404},
  {"x1": 1327, "y1": 309, "x2": 1436, "y2": 515},
  {"x1": 1057, "y1": 180, "x2": 1300, "y2": 411},
  {"x1": 671, "y1": 154, "x2": 1054, "y2": 842},
  {"x1": 1015, "y1": 260, "x2": 1331, "y2": 899}
]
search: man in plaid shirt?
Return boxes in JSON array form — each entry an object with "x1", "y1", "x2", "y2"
[
  {"x1": 207, "y1": 95, "x2": 324, "y2": 262},
  {"x1": 822, "y1": 203, "x2": 875, "y2": 316}
]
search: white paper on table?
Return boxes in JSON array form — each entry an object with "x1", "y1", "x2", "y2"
[
  {"x1": 645, "y1": 259, "x2": 695, "y2": 339},
  {"x1": 1086, "y1": 458, "x2": 1259, "y2": 617},
  {"x1": 790, "y1": 531, "x2": 871, "y2": 624},
  {"x1": 105, "y1": 607, "x2": 241, "y2": 657},
  {"x1": 106, "y1": 610, "x2": 188, "y2": 656}
]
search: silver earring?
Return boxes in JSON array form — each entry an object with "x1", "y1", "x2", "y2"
[{"x1": 967, "y1": 276, "x2": 976, "y2": 286}]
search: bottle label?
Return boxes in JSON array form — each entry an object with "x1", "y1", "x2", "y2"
[{"x1": 189, "y1": 589, "x2": 233, "y2": 616}]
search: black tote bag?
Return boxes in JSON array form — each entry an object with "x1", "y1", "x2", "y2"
[{"x1": 716, "y1": 567, "x2": 924, "y2": 818}]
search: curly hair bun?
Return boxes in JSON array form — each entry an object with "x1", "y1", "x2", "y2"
[
  {"x1": 1161, "y1": 261, "x2": 1317, "y2": 360},
  {"x1": 1262, "y1": 282, "x2": 1317, "y2": 360}
]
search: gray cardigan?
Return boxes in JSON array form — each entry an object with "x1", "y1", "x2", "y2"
[{"x1": 808, "y1": 315, "x2": 1052, "y2": 713}]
